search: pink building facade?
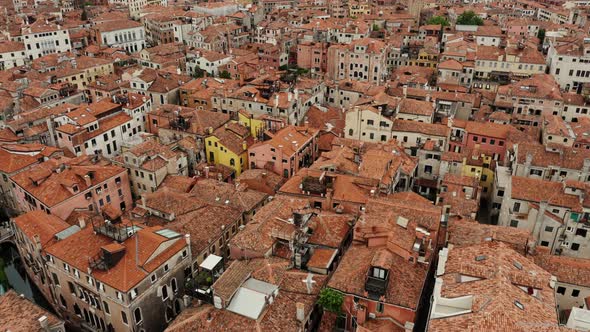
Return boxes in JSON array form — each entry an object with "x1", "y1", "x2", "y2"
[
  {"x1": 248, "y1": 126, "x2": 319, "y2": 178},
  {"x1": 297, "y1": 41, "x2": 328, "y2": 73},
  {"x1": 465, "y1": 124, "x2": 509, "y2": 163},
  {"x1": 10, "y1": 162, "x2": 132, "y2": 220}
]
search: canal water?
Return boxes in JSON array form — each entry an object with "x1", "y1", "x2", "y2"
[{"x1": 0, "y1": 242, "x2": 53, "y2": 311}]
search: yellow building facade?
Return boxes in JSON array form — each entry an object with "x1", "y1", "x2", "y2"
[{"x1": 205, "y1": 122, "x2": 251, "y2": 177}]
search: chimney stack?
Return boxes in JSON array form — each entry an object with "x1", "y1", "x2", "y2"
[
  {"x1": 38, "y1": 316, "x2": 49, "y2": 331},
  {"x1": 84, "y1": 174, "x2": 91, "y2": 187},
  {"x1": 78, "y1": 216, "x2": 86, "y2": 229},
  {"x1": 183, "y1": 295, "x2": 191, "y2": 308},
  {"x1": 296, "y1": 302, "x2": 305, "y2": 322}
]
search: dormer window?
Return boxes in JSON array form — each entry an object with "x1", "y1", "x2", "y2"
[{"x1": 372, "y1": 267, "x2": 387, "y2": 280}]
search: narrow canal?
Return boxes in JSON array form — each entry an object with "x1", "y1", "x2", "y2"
[{"x1": 0, "y1": 242, "x2": 53, "y2": 311}]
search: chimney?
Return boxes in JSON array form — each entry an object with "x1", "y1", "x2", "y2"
[
  {"x1": 38, "y1": 316, "x2": 49, "y2": 331},
  {"x1": 78, "y1": 216, "x2": 86, "y2": 229},
  {"x1": 204, "y1": 166, "x2": 210, "y2": 178},
  {"x1": 84, "y1": 174, "x2": 91, "y2": 187},
  {"x1": 403, "y1": 85, "x2": 408, "y2": 96},
  {"x1": 141, "y1": 195, "x2": 146, "y2": 208},
  {"x1": 288, "y1": 92, "x2": 293, "y2": 102},
  {"x1": 242, "y1": 141, "x2": 247, "y2": 151},
  {"x1": 404, "y1": 322, "x2": 415, "y2": 332},
  {"x1": 325, "y1": 188, "x2": 333, "y2": 211},
  {"x1": 274, "y1": 94, "x2": 279, "y2": 108},
  {"x1": 294, "y1": 89, "x2": 299, "y2": 100},
  {"x1": 183, "y1": 295, "x2": 191, "y2": 307},
  {"x1": 296, "y1": 302, "x2": 305, "y2": 322}
]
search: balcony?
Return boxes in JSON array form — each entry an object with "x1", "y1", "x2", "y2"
[
  {"x1": 170, "y1": 116, "x2": 190, "y2": 131},
  {"x1": 92, "y1": 220, "x2": 138, "y2": 242},
  {"x1": 365, "y1": 274, "x2": 389, "y2": 299},
  {"x1": 185, "y1": 274, "x2": 214, "y2": 304}
]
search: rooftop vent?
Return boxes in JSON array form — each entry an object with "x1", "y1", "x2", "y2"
[{"x1": 396, "y1": 216, "x2": 409, "y2": 228}]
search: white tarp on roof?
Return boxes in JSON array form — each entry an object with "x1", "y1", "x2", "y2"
[
  {"x1": 226, "y1": 278, "x2": 278, "y2": 319},
  {"x1": 199, "y1": 254, "x2": 222, "y2": 271},
  {"x1": 226, "y1": 287, "x2": 267, "y2": 319}
]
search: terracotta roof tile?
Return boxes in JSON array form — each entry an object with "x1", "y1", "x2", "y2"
[{"x1": 0, "y1": 290, "x2": 63, "y2": 332}]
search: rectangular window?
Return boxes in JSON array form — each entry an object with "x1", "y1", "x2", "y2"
[
  {"x1": 513, "y1": 202, "x2": 521, "y2": 213},
  {"x1": 510, "y1": 220, "x2": 519, "y2": 228},
  {"x1": 103, "y1": 301, "x2": 110, "y2": 314},
  {"x1": 121, "y1": 311, "x2": 128, "y2": 325},
  {"x1": 52, "y1": 273, "x2": 60, "y2": 286},
  {"x1": 376, "y1": 302, "x2": 384, "y2": 313}
]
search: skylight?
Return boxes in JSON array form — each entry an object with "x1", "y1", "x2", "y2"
[
  {"x1": 155, "y1": 229, "x2": 181, "y2": 239},
  {"x1": 475, "y1": 255, "x2": 487, "y2": 261}
]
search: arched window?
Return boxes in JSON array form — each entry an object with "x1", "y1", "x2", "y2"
[
  {"x1": 348, "y1": 129, "x2": 354, "y2": 136},
  {"x1": 230, "y1": 158, "x2": 235, "y2": 166},
  {"x1": 134, "y1": 307, "x2": 143, "y2": 324},
  {"x1": 171, "y1": 278, "x2": 178, "y2": 293}
]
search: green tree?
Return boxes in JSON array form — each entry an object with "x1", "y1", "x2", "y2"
[
  {"x1": 219, "y1": 70, "x2": 231, "y2": 79},
  {"x1": 317, "y1": 288, "x2": 344, "y2": 313},
  {"x1": 537, "y1": 28, "x2": 546, "y2": 42},
  {"x1": 426, "y1": 16, "x2": 450, "y2": 27},
  {"x1": 192, "y1": 67, "x2": 205, "y2": 78},
  {"x1": 456, "y1": 11, "x2": 484, "y2": 26},
  {"x1": 372, "y1": 23, "x2": 380, "y2": 31}
]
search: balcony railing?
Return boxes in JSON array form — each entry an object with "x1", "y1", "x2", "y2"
[
  {"x1": 365, "y1": 275, "x2": 389, "y2": 298},
  {"x1": 92, "y1": 221, "x2": 136, "y2": 242}
]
